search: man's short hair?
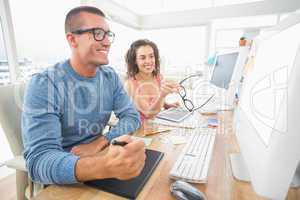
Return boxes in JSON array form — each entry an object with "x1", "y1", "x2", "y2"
[{"x1": 65, "y1": 6, "x2": 105, "y2": 34}]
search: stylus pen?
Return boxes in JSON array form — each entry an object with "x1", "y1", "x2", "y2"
[{"x1": 111, "y1": 140, "x2": 128, "y2": 146}]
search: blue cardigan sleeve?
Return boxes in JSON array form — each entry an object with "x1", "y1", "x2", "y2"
[
  {"x1": 104, "y1": 68, "x2": 141, "y2": 141},
  {"x1": 22, "y1": 74, "x2": 80, "y2": 184}
]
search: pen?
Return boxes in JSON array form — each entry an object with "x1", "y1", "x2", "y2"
[{"x1": 111, "y1": 140, "x2": 128, "y2": 146}]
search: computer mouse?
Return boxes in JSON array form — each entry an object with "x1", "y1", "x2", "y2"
[{"x1": 170, "y1": 180, "x2": 207, "y2": 200}]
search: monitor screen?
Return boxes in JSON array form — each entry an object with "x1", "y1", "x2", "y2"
[
  {"x1": 210, "y1": 52, "x2": 239, "y2": 89},
  {"x1": 239, "y1": 22, "x2": 300, "y2": 146}
]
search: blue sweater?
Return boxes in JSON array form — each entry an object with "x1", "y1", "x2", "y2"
[{"x1": 21, "y1": 60, "x2": 141, "y2": 184}]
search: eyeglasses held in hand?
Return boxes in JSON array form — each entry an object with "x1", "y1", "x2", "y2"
[
  {"x1": 72, "y1": 27, "x2": 115, "y2": 43},
  {"x1": 178, "y1": 74, "x2": 214, "y2": 112}
]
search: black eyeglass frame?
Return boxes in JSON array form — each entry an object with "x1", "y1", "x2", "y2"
[
  {"x1": 71, "y1": 27, "x2": 115, "y2": 43},
  {"x1": 178, "y1": 74, "x2": 214, "y2": 112}
]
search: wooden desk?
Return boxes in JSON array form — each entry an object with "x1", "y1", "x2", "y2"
[{"x1": 32, "y1": 112, "x2": 300, "y2": 200}]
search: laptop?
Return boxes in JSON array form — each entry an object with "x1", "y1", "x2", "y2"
[{"x1": 156, "y1": 107, "x2": 192, "y2": 122}]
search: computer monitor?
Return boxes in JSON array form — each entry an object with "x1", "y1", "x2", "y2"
[
  {"x1": 210, "y1": 51, "x2": 239, "y2": 89},
  {"x1": 231, "y1": 13, "x2": 300, "y2": 199},
  {"x1": 203, "y1": 48, "x2": 248, "y2": 109}
]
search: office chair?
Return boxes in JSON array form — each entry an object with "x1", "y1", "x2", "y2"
[{"x1": 0, "y1": 83, "x2": 41, "y2": 200}]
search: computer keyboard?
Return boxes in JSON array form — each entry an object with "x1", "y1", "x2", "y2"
[{"x1": 169, "y1": 128, "x2": 216, "y2": 183}]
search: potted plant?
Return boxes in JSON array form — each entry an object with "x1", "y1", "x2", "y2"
[{"x1": 239, "y1": 36, "x2": 247, "y2": 46}]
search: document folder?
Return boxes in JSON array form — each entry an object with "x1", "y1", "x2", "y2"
[{"x1": 85, "y1": 149, "x2": 164, "y2": 199}]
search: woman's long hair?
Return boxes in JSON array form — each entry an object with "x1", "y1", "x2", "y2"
[{"x1": 125, "y1": 39, "x2": 160, "y2": 79}]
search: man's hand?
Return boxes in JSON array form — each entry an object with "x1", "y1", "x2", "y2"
[
  {"x1": 75, "y1": 135, "x2": 146, "y2": 182},
  {"x1": 71, "y1": 136, "x2": 109, "y2": 157},
  {"x1": 103, "y1": 135, "x2": 146, "y2": 180}
]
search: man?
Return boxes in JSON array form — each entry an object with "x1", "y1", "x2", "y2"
[{"x1": 22, "y1": 6, "x2": 145, "y2": 184}]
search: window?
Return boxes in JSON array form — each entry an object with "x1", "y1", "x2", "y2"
[
  {"x1": 108, "y1": 20, "x2": 140, "y2": 78},
  {"x1": 0, "y1": 18, "x2": 10, "y2": 84},
  {"x1": 215, "y1": 29, "x2": 244, "y2": 51},
  {"x1": 9, "y1": 0, "x2": 80, "y2": 80},
  {"x1": 0, "y1": 16, "x2": 14, "y2": 180},
  {"x1": 108, "y1": 22, "x2": 206, "y2": 80},
  {"x1": 141, "y1": 26, "x2": 206, "y2": 80},
  {"x1": 212, "y1": 15, "x2": 278, "y2": 52}
]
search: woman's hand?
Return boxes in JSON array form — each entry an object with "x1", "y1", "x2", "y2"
[
  {"x1": 160, "y1": 80, "x2": 180, "y2": 98},
  {"x1": 164, "y1": 102, "x2": 181, "y2": 109}
]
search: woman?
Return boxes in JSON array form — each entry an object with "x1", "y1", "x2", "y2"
[{"x1": 124, "y1": 39, "x2": 180, "y2": 122}]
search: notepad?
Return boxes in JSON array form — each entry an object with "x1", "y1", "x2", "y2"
[
  {"x1": 84, "y1": 149, "x2": 164, "y2": 199},
  {"x1": 169, "y1": 135, "x2": 187, "y2": 145},
  {"x1": 131, "y1": 136, "x2": 153, "y2": 146},
  {"x1": 207, "y1": 118, "x2": 218, "y2": 128}
]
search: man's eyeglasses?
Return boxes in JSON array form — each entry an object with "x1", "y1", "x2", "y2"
[
  {"x1": 72, "y1": 28, "x2": 115, "y2": 43},
  {"x1": 178, "y1": 74, "x2": 214, "y2": 112}
]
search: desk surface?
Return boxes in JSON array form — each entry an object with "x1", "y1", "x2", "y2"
[{"x1": 32, "y1": 112, "x2": 300, "y2": 200}]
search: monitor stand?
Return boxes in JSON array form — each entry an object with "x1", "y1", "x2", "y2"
[
  {"x1": 230, "y1": 153, "x2": 300, "y2": 188},
  {"x1": 201, "y1": 101, "x2": 234, "y2": 113},
  {"x1": 229, "y1": 153, "x2": 250, "y2": 182},
  {"x1": 199, "y1": 94, "x2": 235, "y2": 113},
  {"x1": 291, "y1": 161, "x2": 300, "y2": 188}
]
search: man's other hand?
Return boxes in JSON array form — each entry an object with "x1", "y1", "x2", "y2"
[{"x1": 104, "y1": 135, "x2": 146, "y2": 180}]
